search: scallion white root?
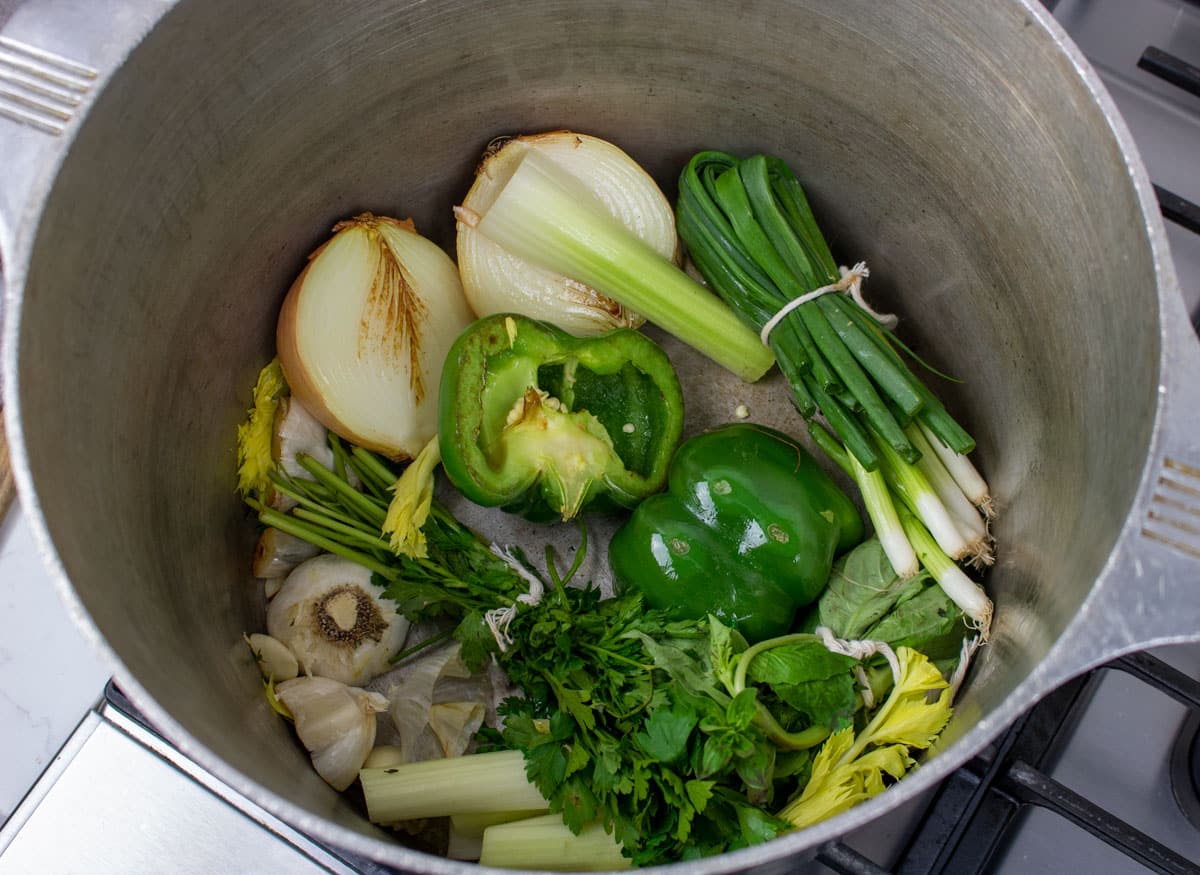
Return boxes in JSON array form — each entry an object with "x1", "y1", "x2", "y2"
[
  {"x1": 918, "y1": 420, "x2": 994, "y2": 518},
  {"x1": 478, "y1": 814, "x2": 630, "y2": 871},
  {"x1": 456, "y1": 148, "x2": 774, "y2": 382},
  {"x1": 897, "y1": 505, "x2": 993, "y2": 638},
  {"x1": 907, "y1": 426, "x2": 988, "y2": 535},
  {"x1": 360, "y1": 750, "x2": 549, "y2": 823}
]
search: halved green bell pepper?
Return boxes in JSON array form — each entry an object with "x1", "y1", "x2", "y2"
[
  {"x1": 439, "y1": 314, "x2": 685, "y2": 521},
  {"x1": 609, "y1": 423, "x2": 863, "y2": 642}
]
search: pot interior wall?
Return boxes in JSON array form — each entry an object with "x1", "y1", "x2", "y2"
[{"x1": 14, "y1": 0, "x2": 1158, "y2": 863}]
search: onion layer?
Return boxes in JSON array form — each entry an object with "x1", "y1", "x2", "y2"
[
  {"x1": 457, "y1": 132, "x2": 679, "y2": 336},
  {"x1": 278, "y1": 214, "x2": 473, "y2": 460}
]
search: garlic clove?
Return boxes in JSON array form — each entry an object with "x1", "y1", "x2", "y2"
[
  {"x1": 275, "y1": 676, "x2": 388, "y2": 791},
  {"x1": 244, "y1": 632, "x2": 300, "y2": 682},
  {"x1": 253, "y1": 525, "x2": 322, "y2": 578},
  {"x1": 267, "y1": 554, "x2": 409, "y2": 685}
]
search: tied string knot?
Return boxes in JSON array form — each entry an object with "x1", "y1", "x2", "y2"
[
  {"x1": 948, "y1": 634, "x2": 981, "y2": 702},
  {"x1": 814, "y1": 625, "x2": 901, "y2": 710},
  {"x1": 758, "y1": 262, "x2": 898, "y2": 348},
  {"x1": 484, "y1": 544, "x2": 546, "y2": 653}
]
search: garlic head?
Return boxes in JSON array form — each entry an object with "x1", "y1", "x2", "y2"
[{"x1": 267, "y1": 554, "x2": 409, "y2": 685}]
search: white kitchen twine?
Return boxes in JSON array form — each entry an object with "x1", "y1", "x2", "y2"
[
  {"x1": 815, "y1": 625, "x2": 901, "y2": 710},
  {"x1": 484, "y1": 544, "x2": 546, "y2": 652},
  {"x1": 758, "y1": 262, "x2": 899, "y2": 347},
  {"x1": 948, "y1": 635, "x2": 982, "y2": 702}
]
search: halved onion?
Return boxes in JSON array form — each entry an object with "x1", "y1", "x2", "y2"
[
  {"x1": 277, "y1": 214, "x2": 473, "y2": 460},
  {"x1": 456, "y1": 131, "x2": 679, "y2": 336}
]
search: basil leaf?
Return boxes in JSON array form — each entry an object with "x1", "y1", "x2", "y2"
[
  {"x1": 726, "y1": 688, "x2": 759, "y2": 731},
  {"x1": 743, "y1": 640, "x2": 856, "y2": 686},
  {"x1": 772, "y1": 674, "x2": 858, "y2": 731}
]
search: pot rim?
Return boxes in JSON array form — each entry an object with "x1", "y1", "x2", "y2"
[{"x1": 0, "y1": 0, "x2": 1186, "y2": 870}]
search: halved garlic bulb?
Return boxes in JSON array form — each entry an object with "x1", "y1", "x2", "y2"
[
  {"x1": 457, "y1": 131, "x2": 679, "y2": 335},
  {"x1": 277, "y1": 214, "x2": 474, "y2": 460},
  {"x1": 266, "y1": 554, "x2": 409, "y2": 685},
  {"x1": 274, "y1": 675, "x2": 388, "y2": 791}
]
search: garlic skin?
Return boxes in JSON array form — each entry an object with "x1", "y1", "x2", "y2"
[
  {"x1": 244, "y1": 632, "x2": 299, "y2": 682},
  {"x1": 457, "y1": 132, "x2": 678, "y2": 336},
  {"x1": 274, "y1": 676, "x2": 388, "y2": 791},
  {"x1": 387, "y1": 642, "x2": 492, "y2": 763},
  {"x1": 278, "y1": 214, "x2": 473, "y2": 461},
  {"x1": 267, "y1": 554, "x2": 409, "y2": 685}
]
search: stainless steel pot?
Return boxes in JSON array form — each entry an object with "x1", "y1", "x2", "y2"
[{"x1": 3, "y1": 0, "x2": 1199, "y2": 871}]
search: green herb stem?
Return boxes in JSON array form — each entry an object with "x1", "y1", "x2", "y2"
[{"x1": 250, "y1": 501, "x2": 399, "y2": 580}]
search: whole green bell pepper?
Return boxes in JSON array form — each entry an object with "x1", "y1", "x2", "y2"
[
  {"x1": 609, "y1": 423, "x2": 863, "y2": 642},
  {"x1": 439, "y1": 314, "x2": 685, "y2": 521}
]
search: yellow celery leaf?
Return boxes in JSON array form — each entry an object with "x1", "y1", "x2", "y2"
[
  {"x1": 777, "y1": 649, "x2": 952, "y2": 831},
  {"x1": 383, "y1": 435, "x2": 441, "y2": 558},
  {"x1": 854, "y1": 744, "x2": 912, "y2": 796},
  {"x1": 777, "y1": 727, "x2": 857, "y2": 827},
  {"x1": 236, "y1": 359, "x2": 287, "y2": 497},
  {"x1": 863, "y1": 647, "x2": 952, "y2": 750}
]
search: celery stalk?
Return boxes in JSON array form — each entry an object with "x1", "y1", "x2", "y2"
[
  {"x1": 460, "y1": 148, "x2": 774, "y2": 383},
  {"x1": 479, "y1": 814, "x2": 630, "y2": 871},
  {"x1": 360, "y1": 751, "x2": 549, "y2": 823}
]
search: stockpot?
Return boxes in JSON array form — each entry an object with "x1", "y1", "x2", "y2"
[{"x1": 3, "y1": 0, "x2": 1199, "y2": 871}]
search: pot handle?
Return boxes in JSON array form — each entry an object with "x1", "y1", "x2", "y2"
[
  {"x1": 1033, "y1": 271, "x2": 1200, "y2": 692},
  {"x1": 0, "y1": 0, "x2": 169, "y2": 262}
]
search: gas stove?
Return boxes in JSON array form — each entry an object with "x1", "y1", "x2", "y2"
[{"x1": 2, "y1": 1, "x2": 1199, "y2": 872}]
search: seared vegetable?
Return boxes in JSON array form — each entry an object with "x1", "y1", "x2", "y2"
[
  {"x1": 610, "y1": 423, "x2": 862, "y2": 642},
  {"x1": 438, "y1": 314, "x2": 685, "y2": 521}
]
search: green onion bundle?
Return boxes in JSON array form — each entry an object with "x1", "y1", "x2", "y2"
[{"x1": 677, "y1": 152, "x2": 993, "y2": 630}]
